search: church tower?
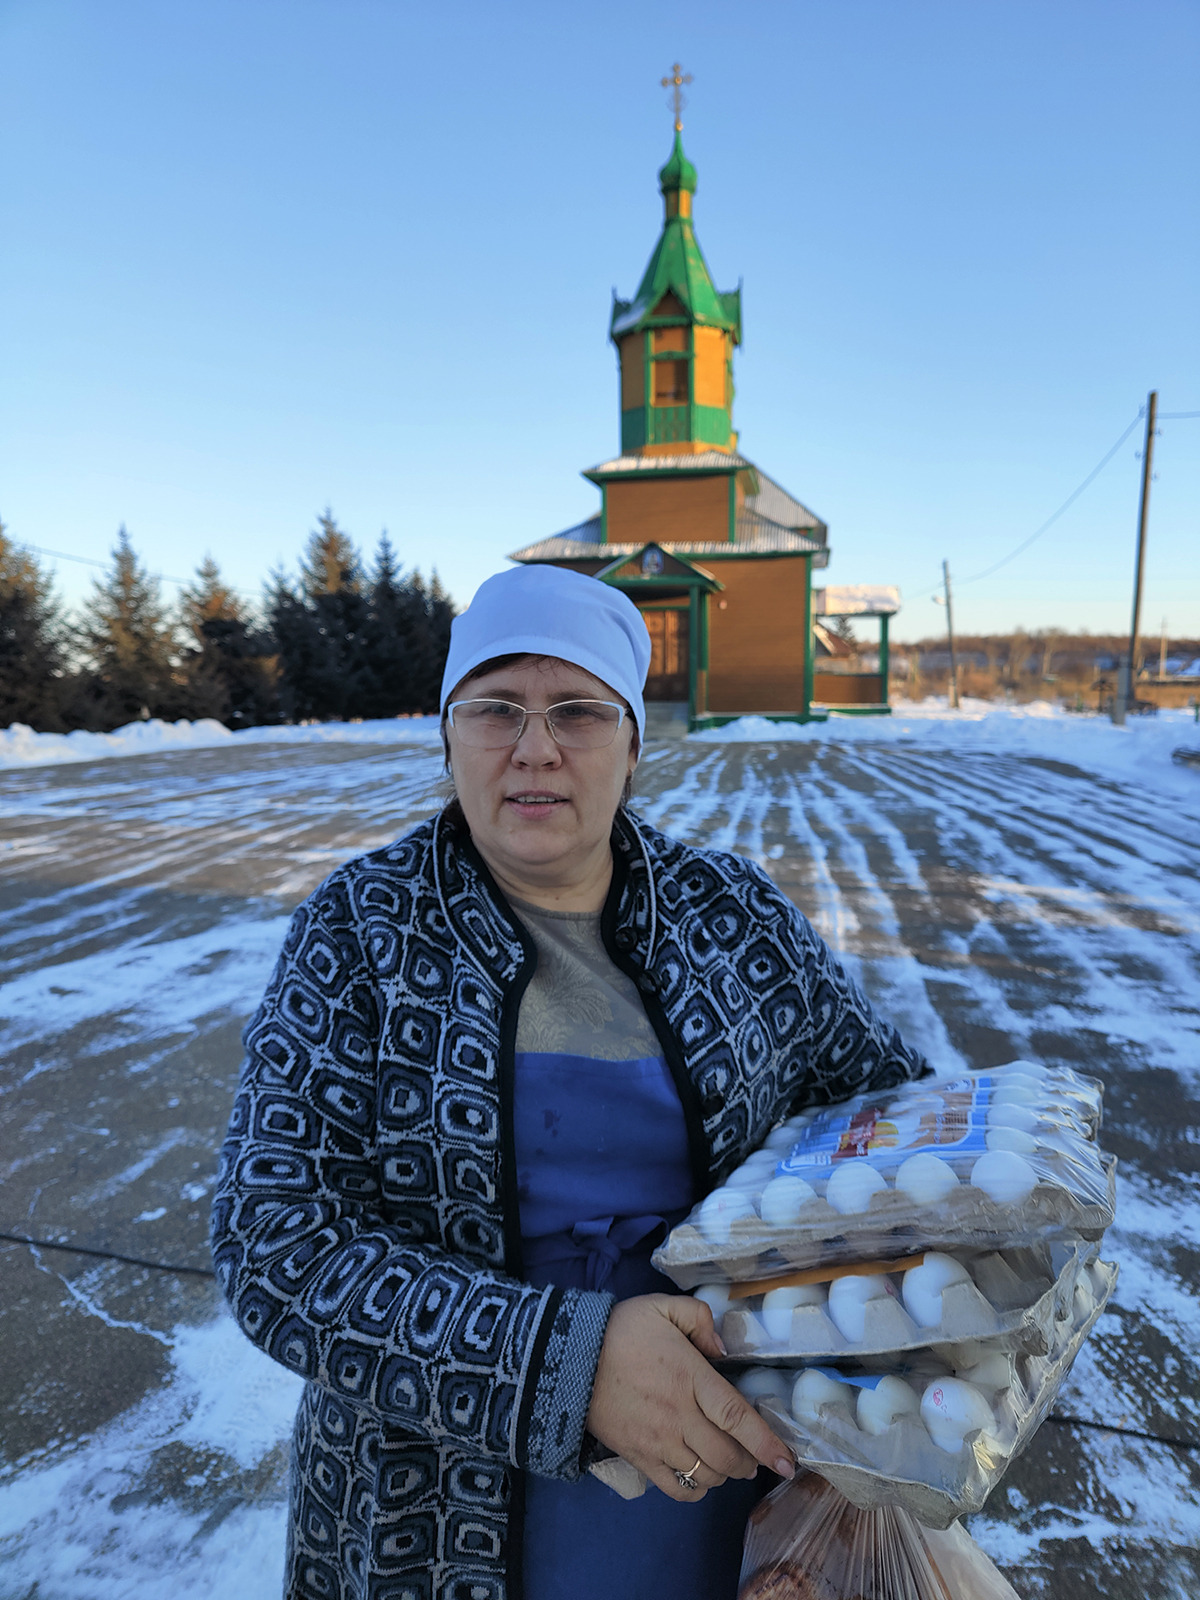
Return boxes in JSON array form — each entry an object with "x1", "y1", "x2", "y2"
[
  {"x1": 506, "y1": 74, "x2": 899, "y2": 728},
  {"x1": 610, "y1": 132, "x2": 741, "y2": 458}
]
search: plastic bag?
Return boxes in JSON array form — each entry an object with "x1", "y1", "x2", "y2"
[
  {"x1": 738, "y1": 1472, "x2": 1021, "y2": 1600},
  {"x1": 734, "y1": 1253, "x2": 1116, "y2": 1527},
  {"x1": 654, "y1": 1063, "x2": 1115, "y2": 1288},
  {"x1": 705, "y1": 1239, "x2": 1096, "y2": 1361}
]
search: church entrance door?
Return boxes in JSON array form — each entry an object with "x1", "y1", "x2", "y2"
[{"x1": 641, "y1": 606, "x2": 690, "y2": 701}]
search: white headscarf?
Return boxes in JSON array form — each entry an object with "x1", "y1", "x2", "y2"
[{"x1": 440, "y1": 565, "x2": 652, "y2": 733}]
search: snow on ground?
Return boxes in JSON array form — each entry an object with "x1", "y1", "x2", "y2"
[
  {"x1": 692, "y1": 699, "x2": 1200, "y2": 797},
  {"x1": 0, "y1": 715, "x2": 444, "y2": 769},
  {"x1": 0, "y1": 1306, "x2": 303, "y2": 1599},
  {"x1": 1, "y1": 713, "x2": 1197, "y2": 1596},
  {"x1": 3, "y1": 699, "x2": 1198, "y2": 787}
]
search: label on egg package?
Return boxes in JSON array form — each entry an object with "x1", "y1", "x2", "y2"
[
  {"x1": 807, "y1": 1367, "x2": 887, "y2": 1391},
  {"x1": 776, "y1": 1078, "x2": 995, "y2": 1177}
]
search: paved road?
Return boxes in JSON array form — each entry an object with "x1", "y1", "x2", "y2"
[{"x1": 1, "y1": 734, "x2": 1197, "y2": 1597}]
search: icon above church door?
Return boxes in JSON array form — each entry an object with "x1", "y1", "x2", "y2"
[
  {"x1": 641, "y1": 607, "x2": 689, "y2": 701},
  {"x1": 641, "y1": 548, "x2": 665, "y2": 576}
]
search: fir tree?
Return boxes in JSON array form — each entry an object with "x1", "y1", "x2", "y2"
[
  {"x1": 356, "y1": 533, "x2": 411, "y2": 718},
  {"x1": 356, "y1": 537, "x2": 457, "y2": 716},
  {"x1": 422, "y1": 568, "x2": 454, "y2": 711},
  {"x1": 270, "y1": 511, "x2": 370, "y2": 720},
  {"x1": 270, "y1": 516, "x2": 456, "y2": 723},
  {"x1": 179, "y1": 556, "x2": 281, "y2": 728},
  {"x1": 0, "y1": 520, "x2": 69, "y2": 731},
  {"x1": 301, "y1": 509, "x2": 361, "y2": 598},
  {"x1": 75, "y1": 528, "x2": 183, "y2": 728}
]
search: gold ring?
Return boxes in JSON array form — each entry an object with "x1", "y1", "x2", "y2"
[{"x1": 674, "y1": 1455, "x2": 703, "y2": 1491}]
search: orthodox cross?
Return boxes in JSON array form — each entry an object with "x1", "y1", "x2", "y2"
[{"x1": 661, "y1": 62, "x2": 692, "y2": 131}]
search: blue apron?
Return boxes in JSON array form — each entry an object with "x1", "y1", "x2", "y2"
[{"x1": 515, "y1": 1050, "x2": 765, "y2": 1600}]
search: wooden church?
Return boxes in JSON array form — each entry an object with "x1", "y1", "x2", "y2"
[{"x1": 509, "y1": 124, "x2": 897, "y2": 728}]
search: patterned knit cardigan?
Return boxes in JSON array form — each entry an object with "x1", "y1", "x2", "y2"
[{"x1": 210, "y1": 807, "x2": 927, "y2": 1600}]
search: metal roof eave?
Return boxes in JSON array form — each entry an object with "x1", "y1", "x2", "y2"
[
  {"x1": 583, "y1": 452, "x2": 747, "y2": 485},
  {"x1": 507, "y1": 538, "x2": 822, "y2": 563}
]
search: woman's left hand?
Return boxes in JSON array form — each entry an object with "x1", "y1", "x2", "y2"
[{"x1": 585, "y1": 1293, "x2": 796, "y2": 1502}]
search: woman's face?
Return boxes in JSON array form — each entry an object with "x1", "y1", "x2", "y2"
[{"x1": 445, "y1": 656, "x2": 639, "y2": 896}]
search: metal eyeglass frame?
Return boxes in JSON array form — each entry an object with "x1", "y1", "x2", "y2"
[{"x1": 446, "y1": 698, "x2": 628, "y2": 749}]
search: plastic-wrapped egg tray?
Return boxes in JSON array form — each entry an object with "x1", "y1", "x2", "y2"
[
  {"x1": 707, "y1": 1240, "x2": 1095, "y2": 1361},
  {"x1": 735, "y1": 1254, "x2": 1117, "y2": 1528},
  {"x1": 654, "y1": 1063, "x2": 1116, "y2": 1289}
]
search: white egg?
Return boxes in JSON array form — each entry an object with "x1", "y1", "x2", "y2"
[
  {"x1": 737, "y1": 1367, "x2": 792, "y2": 1406},
  {"x1": 724, "y1": 1152, "x2": 778, "y2": 1191},
  {"x1": 970, "y1": 1150, "x2": 1038, "y2": 1205},
  {"x1": 825, "y1": 1160, "x2": 889, "y2": 1215},
  {"x1": 920, "y1": 1377, "x2": 995, "y2": 1454},
  {"x1": 759, "y1": 1175, "x2": 819, "y2": 1228},
  {"x1": 902, "y1": 1253, "x2": 973, "y2": 1328},
  {"x1": 991, "y1": 1083, "x2": 1042, "y2": 1108},
  {"x1": 997, "y1": 1060, "x2": 1048, "y2": 1082},
  {"x1": 985, "y1": 1126, "x2": 1038, "y2": 1155},
  {"x1": 791, "y1": 1368, "x2": 857, "y2": 1425},
  {"x1": 761, "y1": 1283, "x2": 827, "y2": 1341},
  {"x1": 698, "y1": 1188, "x2": 758, "y2": 1245},
  {"x1": 692, "y1": 1283, "x2": 732, "y2": 1327},
  {"x1": 763, "y1": 1124, "x2": 800, "y2": 1151},
  {"x1": 955, "y1": 1352, "x2": 1013, "y2": 1394},
  {"x1": 894, "y1": 1152, "x2": 960, "y2": 1206},
  {"x1": 827, "y1": 1274, "x2": 899, "y2": 1342},
  {"x1": 986, "y1": 1104, "x2": 1039, "y2": 1134},
  {"x1": 856, "y1": 1375, "x2": 920, "y2": 1436}
]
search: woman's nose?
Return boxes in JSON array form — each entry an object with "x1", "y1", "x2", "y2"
[{"x1": 510, "y1": 713, "x2": 560, "y2": 764}]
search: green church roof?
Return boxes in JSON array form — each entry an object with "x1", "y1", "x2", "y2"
[{"x1": 610, "y1": 135, "x2": 741, "y2": 341}]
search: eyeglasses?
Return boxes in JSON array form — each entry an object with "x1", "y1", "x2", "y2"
[{"x1": 446, "y1": 698, "x2": 627, "y2": 750}]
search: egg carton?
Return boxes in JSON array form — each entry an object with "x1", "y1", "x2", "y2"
[
  {"x1": 741, "y1": 1254, "x2": 1117, "y2": 1529},
  {"x1": 657, "y1": 1155, "x2": 1115, "y2": 1288},
  {"x1": 654, "y1": 1065, "x2": 1116, "y2": 1289},
  {"x1": 713, "y1": 1240, "x2": 1096, "y2": 1361}
]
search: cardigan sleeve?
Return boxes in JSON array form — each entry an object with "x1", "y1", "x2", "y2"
[
  {"x1": 209, "y1": 895, "x2": 612, "y2": 1483},
  {"x1": 742, "y1": 859, "x2": 931, "y2": 1107}
]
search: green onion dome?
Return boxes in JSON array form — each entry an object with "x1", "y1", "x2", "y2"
[{"x1": 658, "y1": 131, "x2": 697, "y2": 195}]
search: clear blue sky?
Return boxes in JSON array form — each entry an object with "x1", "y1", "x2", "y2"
[{"x1": 2, "y1": 0, "x2": 1197, "y2": 642}]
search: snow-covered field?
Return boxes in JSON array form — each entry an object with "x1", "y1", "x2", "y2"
[{"x1": 1, "y1": 706, "x2": 1197, "y2": 1598}]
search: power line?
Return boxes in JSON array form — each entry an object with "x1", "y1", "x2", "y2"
[
  {"x1": 1159, "y1": 410, "x2": 1200, "y2": 419},
  {"x1": 1, "y1": 1230, "x2": 215, "y2": 1279},
  {"x1": 20, "y1": 542, "x2": 192, "y2": 584},
  {"x1": 16, "y1": 542, "x2": 259, "y2": 599},
  {"x1": 908, "y1": 408, "x2": 1145, "y2": 601}
]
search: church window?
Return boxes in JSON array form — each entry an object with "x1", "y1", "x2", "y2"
[{"x1": 653, "y1": 359, "x2": 689, "y2": 405}]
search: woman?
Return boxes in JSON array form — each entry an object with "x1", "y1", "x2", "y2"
[{"x1": 211, "y1": 564, "x2": 928, "y2": 1600}]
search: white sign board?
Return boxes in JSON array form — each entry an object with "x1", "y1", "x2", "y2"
[{"x1": 814, "y1": 585, "x2": 901, "y2": 617}]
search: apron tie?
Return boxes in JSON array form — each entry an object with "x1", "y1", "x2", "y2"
[{"x1": 523, "y1": 1215, "x2": 668, "y2": 1294}]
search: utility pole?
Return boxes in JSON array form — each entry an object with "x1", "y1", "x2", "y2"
[
  {"x1": 942, "y1": 560, "x2": 960, "y2": 709},
  {"x1": 1115, "y1": 390, "x2": 1157, "y2": 723}
]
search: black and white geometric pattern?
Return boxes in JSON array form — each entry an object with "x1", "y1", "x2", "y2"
[{"x1": 211, "y1": 807, "x2": 926, "y2": 1599}]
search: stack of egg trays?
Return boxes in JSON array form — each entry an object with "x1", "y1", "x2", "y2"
[
  {"x1": 652, "y1": 1067, "x2": 1116, "y2": 1290},
  {"x1": 745, "y1": 1253, "x2": 1118, "y2": 1529},
  {"x1": 718, "y1": 1240, "x2": 1096, "y2": 1362}
]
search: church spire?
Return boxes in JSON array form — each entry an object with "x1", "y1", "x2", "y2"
[{"x1": 608, "y1": 78, "x2": 742, "y2": 457}]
